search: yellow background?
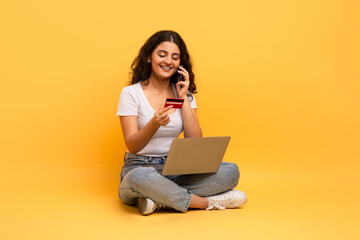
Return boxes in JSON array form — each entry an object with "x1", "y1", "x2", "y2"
[{"x1": 1, "y1": 0, "x2": 359, "y2": 239}]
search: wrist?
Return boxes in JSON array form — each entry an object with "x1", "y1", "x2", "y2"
[
  {"x1": 179, "y1": 94, "x2": 187, "y2": 99},
  {"x1": 151, "y1": 116, "x2": 161, "y2": 128}
]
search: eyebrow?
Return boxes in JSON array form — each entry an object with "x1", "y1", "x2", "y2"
[{"x1": 157, "y1": 50, "x2": 180, "y2": 56}]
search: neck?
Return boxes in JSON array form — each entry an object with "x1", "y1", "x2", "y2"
[{"x1": 147, "y1": 74, "x2": 171, "y2": 91}]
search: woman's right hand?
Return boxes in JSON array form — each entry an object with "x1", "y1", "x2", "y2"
[
  {"x1": 120, "y1": 105, "x2": 173, "y2": 154},
  {"x1": 153, "y1": 105, "x2": 173, "y2": 126}
]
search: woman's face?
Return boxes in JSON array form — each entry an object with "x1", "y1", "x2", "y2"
[{"x1": 148, "y1": 41, "x2": 180, "y2": 80}]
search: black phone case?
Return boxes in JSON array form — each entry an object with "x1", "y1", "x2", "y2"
[{"x1": 176, "y1": 67, "x2": 183, "y2": 81}]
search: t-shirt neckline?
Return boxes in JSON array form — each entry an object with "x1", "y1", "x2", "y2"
[{"x1": 137, "y1": 82, "x2": 178, "y2": 115}]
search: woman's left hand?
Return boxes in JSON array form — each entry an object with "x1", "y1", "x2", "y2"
[{"x1": 176, "y1": 65, "x2": 190, "y2": 99}]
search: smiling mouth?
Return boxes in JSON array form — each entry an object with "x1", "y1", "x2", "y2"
[{"x1": 160, "y1": 66, "x2": 172, "y2": 70}]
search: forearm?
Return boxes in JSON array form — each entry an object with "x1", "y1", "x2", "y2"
[
  {"x1": 181, "y1": 98, "x2": 202, "y2": 138},
  {"x1": 122, "y1": 117, "x2": 160, "y2": 154}
]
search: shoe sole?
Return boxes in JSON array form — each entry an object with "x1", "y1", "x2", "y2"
[{"x1": 137, "y1": 197, "x2": 153, "y2": 215}]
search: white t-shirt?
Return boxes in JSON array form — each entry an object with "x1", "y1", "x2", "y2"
[{"x1": 117, "y1": 82, "x2": 197, "y2": 157}]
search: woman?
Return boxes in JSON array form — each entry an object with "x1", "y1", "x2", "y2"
[{"x1": 117, "y1": 30, "x2": 247, "y2": 215}]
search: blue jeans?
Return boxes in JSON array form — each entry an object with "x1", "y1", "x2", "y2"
[{"x1": 119, "y1": 152, "x2": 240, "y2": 212}]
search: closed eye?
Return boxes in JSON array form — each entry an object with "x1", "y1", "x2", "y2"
[{"x1": 157, "y1": 50, "x2": 180, "y2": 60}]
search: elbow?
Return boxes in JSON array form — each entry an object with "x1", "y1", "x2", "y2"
[
  {"x1": 124, "y1": 140, "x2": 140, "y2": 155},
  {"x1": 126, "y1": 144, "x2": 143, "y2": 155},
  {"x1": 197, "y1": 126, "x2": 203, "y2": 137},
  {"x1": 196, "y1": 128, "x2": 203, "y2": 137},
  {"x1": 124, "y1": 134, "x2": 147, "y2": 155},
  {"x1": 127, "y1": 148, "x2": 138, "y2": 155},
  {"x1": 184, "y1": 128, "x2": 202, "y2": 138}
]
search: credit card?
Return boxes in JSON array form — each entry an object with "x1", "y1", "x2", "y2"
[{"x1": 164, "y1": 98, "x2": 184, "y2": 109}]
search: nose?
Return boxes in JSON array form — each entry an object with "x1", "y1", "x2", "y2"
[{"x1": 164, "y1": 55, "x2": 172, "y2": 65}]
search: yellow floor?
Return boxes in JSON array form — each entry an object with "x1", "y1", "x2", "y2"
[{"x1": 1, "y1": 154, "x2": 359, "y2": 240}]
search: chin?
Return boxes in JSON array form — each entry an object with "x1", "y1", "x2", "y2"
[{"x1": 155, "y1": 74, "x2": 171, "y2": 81}]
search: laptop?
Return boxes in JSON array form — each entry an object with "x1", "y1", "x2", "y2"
[{"x1": 160, "y1": 136, "x2": 231, "y2": 175}]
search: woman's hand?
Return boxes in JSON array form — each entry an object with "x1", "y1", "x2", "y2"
[
  {"x1": 120, "y1": 105, "x2": 173, "y2": 154},
  {"x1": 176, "y1": 65, "x2": 190, "y2": 99},
  {"x1": 153, "y1": 105, "x2": 173, "y2": 126}
]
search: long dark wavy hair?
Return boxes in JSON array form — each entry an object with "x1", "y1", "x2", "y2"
[{"x1": 130, "y1": 30, "x2": 197, "y2": 94}]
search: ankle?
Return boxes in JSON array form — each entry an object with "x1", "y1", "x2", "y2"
[{"x1": 189, "y1": 194, "x2": 209, "y2": 209}]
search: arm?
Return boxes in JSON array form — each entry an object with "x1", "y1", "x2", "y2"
[
  {"x1": 180, "y1": 98, "x2": 202, "y2": 138},
  {"x1": 176, "y1": 66, "x2": 202, "y2": 138},
  {"x1": 120, "y1": 106, "x2": 173, "y2": 154}
]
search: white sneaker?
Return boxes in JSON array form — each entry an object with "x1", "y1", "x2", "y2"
[
  {"x1": 206, "y1": 190, "x2": 247, "y2": 210},
  {"x1": 136, "y1": 197, "x2": 164, "y2": 215}
]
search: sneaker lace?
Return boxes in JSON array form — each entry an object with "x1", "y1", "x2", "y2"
[
  {"x1": 206, "y1": 195, "x2": 232, "y2": 210},
  {"x1": 154, "y1": 202, "x2": 166, "y2": 211}
]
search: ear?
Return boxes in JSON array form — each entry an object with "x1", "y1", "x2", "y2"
[{"x1": 147, "y1": 56, "x2": 151, "y2": 63}]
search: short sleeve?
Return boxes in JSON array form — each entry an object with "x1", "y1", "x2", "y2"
[
  {"x1": 117, "y1": 87, "x2": 139, "y2": 116},
  {"x1": 188, "y1": 93, "x2": 197, "y2": 109}
]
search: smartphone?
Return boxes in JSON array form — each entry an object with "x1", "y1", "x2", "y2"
[
  {"x1": 171, "y1": 66, "x2": 185, "y2": 86},
  {"x1": 174, "y1": 67, "x2": 184, "y2": 89},
  {"x1": 173, "y1": 66, "x2": 183, "y2": 81},
  {"x1": 178, "y1": 67, "x2": 184, "y2": 81}
]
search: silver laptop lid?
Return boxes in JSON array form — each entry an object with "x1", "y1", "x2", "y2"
[{"x1": 162, "y1": 136, "x2": 231, "y2": 175}]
